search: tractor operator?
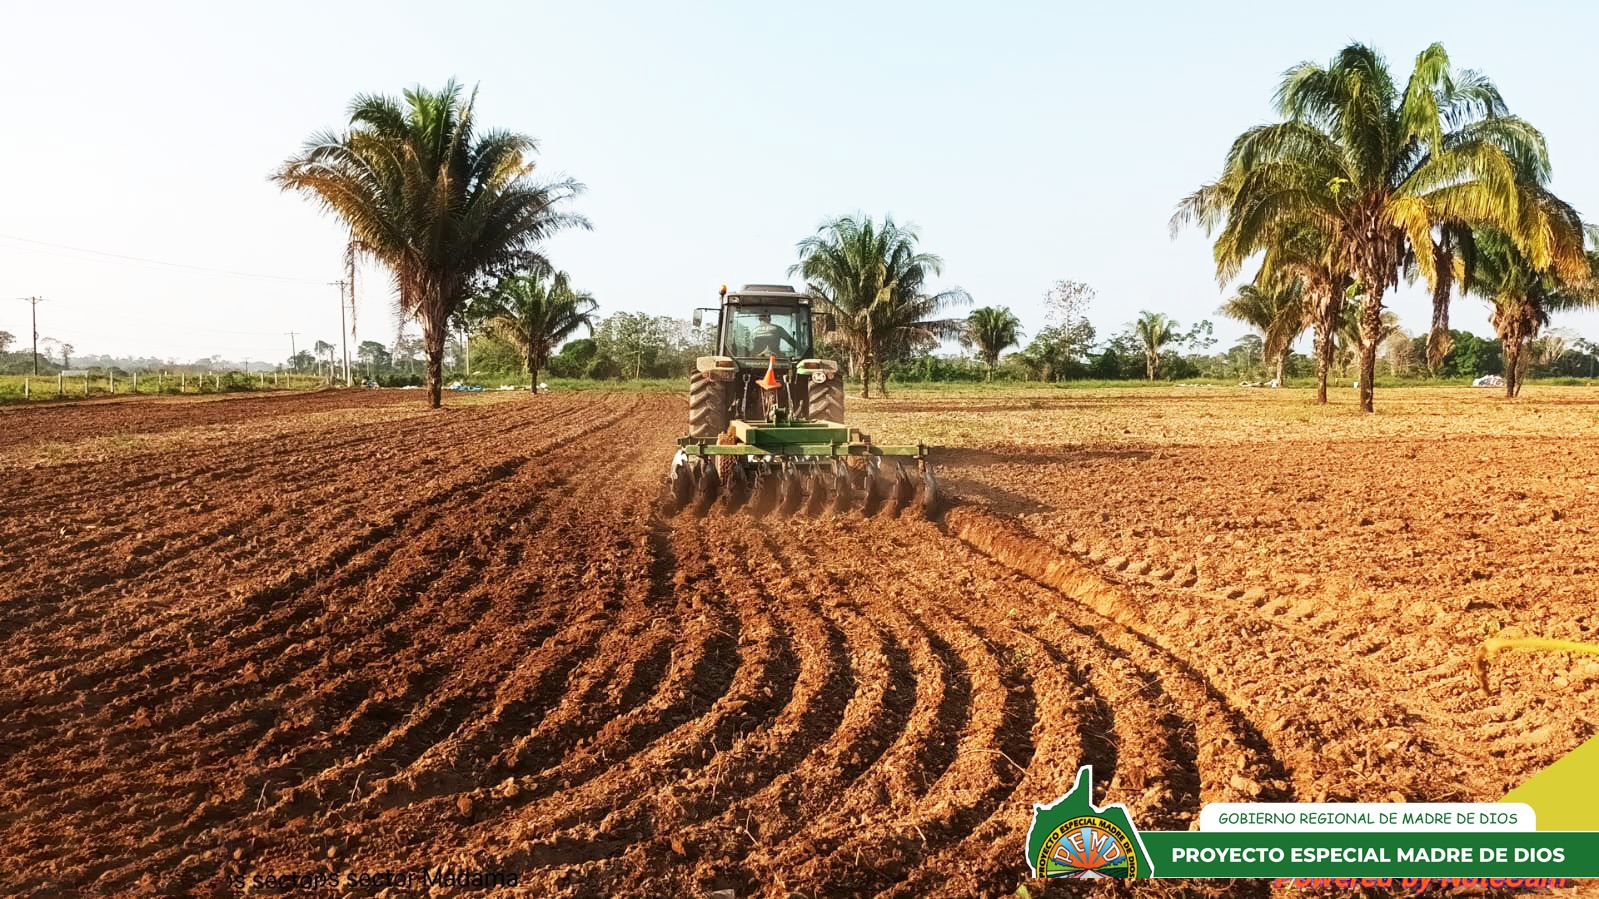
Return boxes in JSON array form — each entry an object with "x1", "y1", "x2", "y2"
[{"x1": 749, "y1": 312, "x2": 798, "y2": 357}]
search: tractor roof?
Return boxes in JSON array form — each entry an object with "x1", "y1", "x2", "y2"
[{"x1": 729, "y1": 284, "x2": 810, "y2": 304}]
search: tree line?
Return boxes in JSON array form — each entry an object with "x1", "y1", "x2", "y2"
[
  {"x1": 270, "y1": 52, "x2": 1599, "y2": 405},
  {"x1": 1174, "y1": 41, "x2": 1599, "y2": 405}
]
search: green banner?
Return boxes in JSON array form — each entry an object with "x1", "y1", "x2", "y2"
[{"x1": 1145, "y1": 831, "x2": 1591, "y2": 878}]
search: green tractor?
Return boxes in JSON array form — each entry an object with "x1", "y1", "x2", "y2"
[{"x1": 666, "y1": 283, "x2": 937, "y2": 518}]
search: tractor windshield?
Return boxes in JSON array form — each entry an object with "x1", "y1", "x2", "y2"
[{"x1": 726, "y1": 306, "x2": 810, "y2": 358}]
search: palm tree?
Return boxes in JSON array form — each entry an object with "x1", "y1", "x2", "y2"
[
  {"x1": 1133, "y1": 311, "x2": 1177, "y2": 380},
  {"x1": 1218, "y1": 280, "x2": 1307, "y2": 385},
  {"x1": 965, "y1": 306, "x2": 1022, "y2": 379},
  {"x1": 1177, "y1": 42, "x2": 1584, "y2": 412},
  {"x1": 1333, "y1": 301, "x2": 1400, "y2": 379},
  {"x1": 1467, "y1": 225, "x2": 1598, "y2": 398},
  {"x1": 790, "y1": 215, "x2": 969, "y2": 398},
  {"x1": 482, "y1": 270, "x2": 598, "y2": 392},
  {"x1": 273, "y1": 80, "x2": 585, "y2": 408},
  {"x1": 1420, "y1": 225, "x2": 1473, "y2": 373}
]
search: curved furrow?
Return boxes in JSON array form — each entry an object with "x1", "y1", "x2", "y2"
[
  {"x1": 1, "y1": 396, "x2": 607, "y2": 639},
  {"x1": 794, "y1": 600, "x2": 1028, "y2": 896},
  {"x1": 885, "y1": 622, "x2": 1108, "y2": 898},
  {"x1": 878, "y1": 526, "x2": 1206, "y2": 828},
  {"x1": 694, "y1": 526, "x2": 969, "y2": 896},
  {"x1": 79, "y1": 472, "x2": 605, "y2": 890},
  {"x1": 3, "y1": 458, "x2": 564, "y2": 744},
  {"x1": 379, "y1": 440, "x2": 672, "y2": 805},
  {"x1": 0, "y1": 391, "x2": 564, "y2": 513},
  {"x1": 496, "y1": 531, "x2": 736, "y2": 809},
  {"x1": 941, "y1": 507, "x2": 1297, "y2": 804},
  {"x1": 20, "y1": 402, "x2": 650, "y2": 893},
  {"x1": 509, "y1": 530, "x2": 797, "y2": 851},
  {"x1": 3, "y1": 396, "x2": 636, "y2": 708},
  {"x1": 569, "y1": 523, "x2": 859, "y2": 891}
]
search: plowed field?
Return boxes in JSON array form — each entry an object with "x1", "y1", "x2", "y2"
[{"x1": 3, "y1": 386, "x2": 1597, "y2": 897}]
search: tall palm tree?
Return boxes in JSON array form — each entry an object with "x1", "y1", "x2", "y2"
[
  {"x1": 273, "y1": 80, "x2": 586, "y2": 408},
  {"x1": 1133, "y1": 311, "x2": 1177, "y2": 380},
  {"x1": 1218, "y1": 280, "x2": 1307, "y2": 385},
  {"x1": 965, "y1": 306, "x2": 1022, "y2": 379},
  {"x1": 1333, "y1": 301, "x2": 1400, "y2": 379},
  {"x1": 1419, "y1": 225, "x2": 1474, "y2": 373},
  {"x1": 1259, "y1": 225, "x2": 1351, "y2": 402},
  {"x1": 790, "y1": 215, "x2": 969, "y2": 397},
  {"x1": 1467, "y1": 223, "x2": 1598, "y2": 398},
  {"x1": 482, "y1": 271, "x2": 597, "y2": 392},
  {"x1": 1177, "y1": 42, "x2": 1583, "y2": 412}
]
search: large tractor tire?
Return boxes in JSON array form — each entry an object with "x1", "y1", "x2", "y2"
[
  {"x1": 688, "y1": 371, "x2": 729, "y2": 438},
  {"x1": 808, "y1": 375, "x2": 845, "y2": 423}
]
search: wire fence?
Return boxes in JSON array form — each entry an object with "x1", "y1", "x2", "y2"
[{"x1": 0, "y1": 371, "x2": 335, "y2": 402}]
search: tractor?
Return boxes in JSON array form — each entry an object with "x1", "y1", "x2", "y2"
[{"x1": 665, "y1": 284, "x2": 937, "y2": 518}]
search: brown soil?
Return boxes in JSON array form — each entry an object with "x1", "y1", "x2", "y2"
[{"x1": 2, "y1": 387, "x2": 1594, "y2": 897}]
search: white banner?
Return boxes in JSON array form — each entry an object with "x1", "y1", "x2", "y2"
[{"x1": 1201, "y1": 803, "x2": 1536, "y2": 833}]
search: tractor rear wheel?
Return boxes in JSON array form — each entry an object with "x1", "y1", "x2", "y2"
[
  {"x1": 688, "y1": 371, "x2": 729, "y2": 438},
  {"x1": 808, "y1": 376, "x2": 845, "y2": 423}
]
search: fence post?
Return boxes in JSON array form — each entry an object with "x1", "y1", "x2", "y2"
[
  {"x1": 23, "y1": 378, "x2": 29, "y2": 399},
  {"x1": 181, "y1": 372, "x2": 186, "y2": 392},
  {"x1": 133, "y1": 371, "x2": 138, "y2": 392},
  {"x1": 110, "y1": 371, "x2": 116, "y2": 394},
  {"x1": 58, "y1": 372, "x2": 63, "y2": 396},
  {"x1": 84, "y1": 372, "x2": 90, "y2": 396}
]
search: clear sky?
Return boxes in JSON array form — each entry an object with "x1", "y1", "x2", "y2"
[{"x1": 4, "y1": 0, "x2": 1598, "y2": 365}]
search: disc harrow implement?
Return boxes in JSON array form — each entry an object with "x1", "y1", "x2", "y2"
[{"x1": 666, "y1": 415, "x2": 937, "y2": 519}]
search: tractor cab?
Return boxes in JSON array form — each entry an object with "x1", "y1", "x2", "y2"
[{"x1": 695, "y1": 284, "x2": 831, "y2": 364}]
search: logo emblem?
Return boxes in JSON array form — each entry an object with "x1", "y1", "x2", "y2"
[{"x1": 1026, "y1": 765, "x2": 1154, "y2": 879}]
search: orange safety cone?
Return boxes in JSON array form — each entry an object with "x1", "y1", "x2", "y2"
[{"x1": 757, "y1": 356, "x2": 781, "y2": 391}]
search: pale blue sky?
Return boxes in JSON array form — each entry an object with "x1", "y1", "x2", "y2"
[{"x1": 3, "y1": 1, "x2": 1598, "y2": 363}]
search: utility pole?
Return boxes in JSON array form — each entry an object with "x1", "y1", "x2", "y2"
[
  {"x1": 285, "y1": 331, "x2": 299, "y2": 360},
  {"x1": 19, "y1": 297, "x2": 44, "y2": 376},
  {"x1": 330, "y1": 280, "x2": 351, "y2": 387},
  {"x1": 346, "y1": 240, "x2": 358, "y2": 349}
]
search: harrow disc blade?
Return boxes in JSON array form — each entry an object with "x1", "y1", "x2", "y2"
[
  {"x1": 669, "y1": 458, "x2": 695, "y2": 514},
  {"x1": 848, "y1": 462, "x2": 868, "y2": 491},
  {"x1": 920, "y1": 462, "x2": 940, "y2": 519},
  {"x1": 749, "y1": 467, "x2": 779, "y2": 518},
  {"x1": 723, "y1": 463, "x2": 750, "y2": 513},
  {"x1": 831, "y1": 461, "x2": 854, "y2": 514},
  {"x1": 889, "y1": 462, "x2": 917, "y2": 517},
  {"x1": 861, "y1": 462, "x2": 886, "y2": 517},
  {"x1": 804, "y1": 469, "x2": 830, "y2": 516},
  {"x1": 779, "y1": 469, "x2": 807, "y2": 516},
  {"x1": 692, "y1": 462, "x2": 721, "y2": 517}
]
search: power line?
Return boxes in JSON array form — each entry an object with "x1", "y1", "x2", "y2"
[{"x1": 0, "y1": 232, "x2": 328, "y2": 284}]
